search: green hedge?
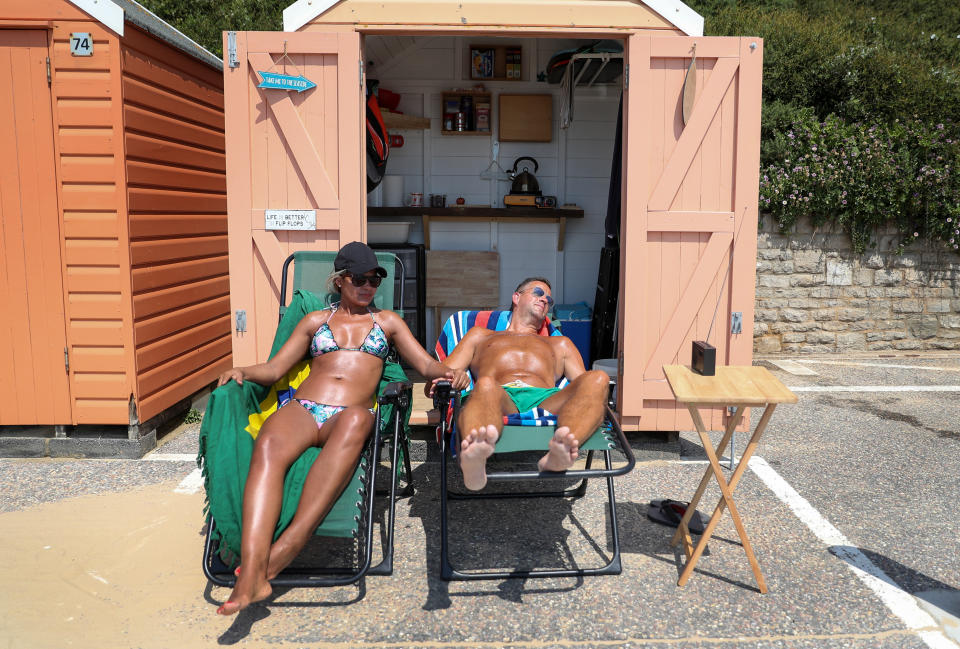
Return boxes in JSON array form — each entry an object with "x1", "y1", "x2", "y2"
[{"x1": 692, "y1": 1, "x2": 960, "y2": 252}]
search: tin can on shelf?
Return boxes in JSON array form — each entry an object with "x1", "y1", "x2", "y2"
[{"x1": 476, "y1": 103, "x2": 490, "y2": 132}]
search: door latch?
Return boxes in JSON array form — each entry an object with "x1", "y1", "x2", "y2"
[
  {"x1": 731, "y1": 311, "x2": 742, "y2": 334},
  {"x1": 227, "y1": 31, "x2": 239, "y2": 68},
  {"x1": 235, "y1": 309, "x2": 247, "y2": 334}
]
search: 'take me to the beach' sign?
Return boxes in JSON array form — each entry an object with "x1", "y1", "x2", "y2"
[{"x1": 257, "y1": 70, "x2": 316, "y2": 93}]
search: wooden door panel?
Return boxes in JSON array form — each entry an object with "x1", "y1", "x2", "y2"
[
  {"x1": 0, "y1": 30, "x2": 71, "y2": 424},
  {"x1": 226, "y1": 31, "x2": 363, "y2": 364},
  {"x1": 620, "y1": 35, "x2": 762, "y2": 431}
]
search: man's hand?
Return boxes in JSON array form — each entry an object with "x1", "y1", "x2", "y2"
[
  {"x1": 425, "y1": 368, "x2": 469, "y2": 397},
  {"x1": 217, "y1": 367, "x2": 245, "y2": 387}
]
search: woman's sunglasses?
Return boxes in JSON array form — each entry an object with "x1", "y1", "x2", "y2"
[
  {"x1": 524, "y1": 286, "x2": 554, "y2": 306},
  {"x1": 347, "y1": 274, "x2": 383, "y2": 288}
]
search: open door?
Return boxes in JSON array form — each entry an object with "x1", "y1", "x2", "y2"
[
  {"x1": 620, "y1": 35, "x2": 763, "y2": 431},
  {"x1": 224, "y1": 31, "x2": 365, "y2": 365}
]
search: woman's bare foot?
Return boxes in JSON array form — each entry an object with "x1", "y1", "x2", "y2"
[
  {"x1": 460, "y1": 425, "x2": 498, "y2": 490},
  {"x1": 263, "y1": 537, "x2": 302, "y2": 580},
  {"x1": 233, "y1": 535, "x2": 304, "y2": 582},
  {"x1": 217, "y1": 573, "x2": 272, "y2": 615},
  {"x1": 538, "y1": 426, "x2": 579, "y2": 472}
]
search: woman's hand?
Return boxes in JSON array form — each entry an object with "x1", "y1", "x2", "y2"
[
  {"x1": 217, "y1": 367, "x2": 245, "y2": 387},
  {"x1": 449, "y1": 368, "x2": 470, "y2": 391}
]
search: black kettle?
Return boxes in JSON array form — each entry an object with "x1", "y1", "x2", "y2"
[{"x1": 509, "y1": 157, "x2": 541, "y2": 195}]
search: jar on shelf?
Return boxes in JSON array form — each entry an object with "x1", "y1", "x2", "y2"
[{"x1": 460, "y1": 95, "x2": 474, "y2": 130}]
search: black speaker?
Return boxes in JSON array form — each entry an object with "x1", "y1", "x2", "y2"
[{"x1": 691, "y1": 340, "x2": 716, "y2": 376}]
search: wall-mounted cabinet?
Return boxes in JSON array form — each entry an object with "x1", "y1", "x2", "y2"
[
  {"x1": 470, "y1": 44, "x2": 522, "y2": 81},
  {"x1": 440, "y1": 90, "x2": 492, "y2": 135}
]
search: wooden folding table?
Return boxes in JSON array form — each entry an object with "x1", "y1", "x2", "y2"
[{"x1": 663, "y1": 365, "x2": 797, "y2": 593}]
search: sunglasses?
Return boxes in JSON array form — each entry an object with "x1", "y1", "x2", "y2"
[
  {"x1": 523, "y1": 286, "x2": 554, "y2": 307},
  {"x1": 347, "y1": 273, "x2": 383, "y2": 288}
]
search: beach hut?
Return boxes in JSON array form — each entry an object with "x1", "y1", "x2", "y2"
[
  {"x1": 0, "y1": 0, "x2": 229, "y2": 456},
  {"x1": 224, "y1": 0, "x2": 762, "y2": 433}
]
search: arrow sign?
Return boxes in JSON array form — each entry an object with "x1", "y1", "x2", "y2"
[{"x1": 257, "y1": 71, "x2": 316, "y2": 93}]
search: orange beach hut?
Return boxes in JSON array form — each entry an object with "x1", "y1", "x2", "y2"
[
  {"x1": 224, "y1": 0, "x2": 763, "y2": 433},
  {"x1": 0, "y1": 0, "x2": 230, "y2": 456}
]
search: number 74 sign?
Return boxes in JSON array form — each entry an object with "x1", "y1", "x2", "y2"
[{"x1": 70, "y1": 33, "x2": 93, "y2": 57}]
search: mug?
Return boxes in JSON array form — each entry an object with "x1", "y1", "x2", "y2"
[
  {"x1": 429, "y1": 193, "x2": 446, "y2": 208},
  {"x1": 406, "y1": 192, "x2": 423, "y2": 207}
]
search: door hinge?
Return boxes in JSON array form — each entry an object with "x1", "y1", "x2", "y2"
[
  {"x1": 359, "y1": 59, "x2": 364, "y2": 87},
  {"x1": 623, "y1": 63, "x2": 628, "y2": 90},
  {"x1": 227, "y1": 31, "x2": 239, "y2": 68},
  {"x1": 46, "y1": 57, "x2": 51, "y2": 85},
  {"x1": 731, "y1": 311, "x2": 743, "y2": 334},
  {"x1": 64, "y1": 347, "x2": 69, "y2": 373},
  {"x1": 235, "y1": 309, "x2": 247, "y2": 334}
]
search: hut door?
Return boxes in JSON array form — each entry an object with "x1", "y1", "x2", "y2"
[
  {"x1": 0, "y1": 30, "x2": 72, "y2": 425},
  {"x1": 224, "y1": 31, "x2": 364, "y2": 365},
  {"x1": 619, "y1": 36, "x2": 762, "y2": 429}
]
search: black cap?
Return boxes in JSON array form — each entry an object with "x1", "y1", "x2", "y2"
[{"x1": 334, "y1": 241, "x2": 387, "y2": 277}]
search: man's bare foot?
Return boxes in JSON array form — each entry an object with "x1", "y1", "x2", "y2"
[
  {"x1": 217, "y1": 574, "x2": 272, "y2": 615},
  {"x1": 538, "y1": 426, "x2": 579, "y2": 472},
  {"x1": 460, "y1": 425, "x2": 499, "y2": 490}
]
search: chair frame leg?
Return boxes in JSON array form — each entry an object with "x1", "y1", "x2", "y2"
[{"x1": 439, "y1": 436, "x2": 623, "y2": 582}]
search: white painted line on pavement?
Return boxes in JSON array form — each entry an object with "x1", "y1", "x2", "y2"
[
  {"x1": 769, "y1": 360, "x2": 819, "y2": 376},
  {"x1": 749, "y1": 456, "x2": 956, "y2": 649},
  {"x1": 795, "y1": 360, "x2": 960, "y2": 372},
  {"x1": 789, "y1": 385, "x2": 960, "y2": 393},
  {"x1": 174, "y1": 468, "x2": 203, "y2": 494},
  {"x1": 144, "y1": 453, "x2": 196, "y2": 462}
]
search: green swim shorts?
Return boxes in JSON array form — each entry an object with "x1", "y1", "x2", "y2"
[{"x1": 502, "y1": 385, "x2": 560, "y2": 413}]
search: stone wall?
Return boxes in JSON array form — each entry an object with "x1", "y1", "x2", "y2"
[{"x1": 753, "y1": 215, "x2": 960, "y2": 354}]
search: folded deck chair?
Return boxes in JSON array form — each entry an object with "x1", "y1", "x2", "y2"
[
  {"x1": 432, "y1": 309, "x2": 636, "y2": 581},
  {"x1": 199, "y1": 253, "x2": 413, "y2": 588}
]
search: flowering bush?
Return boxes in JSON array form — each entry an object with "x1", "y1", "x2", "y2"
[{"x1": 760, "y1": 114, "x2": 960, "y2": 253}]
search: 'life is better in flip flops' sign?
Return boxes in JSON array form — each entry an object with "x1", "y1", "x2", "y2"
[{"x1": 257, "y1": 70, "x2": 316, "y2": 93}]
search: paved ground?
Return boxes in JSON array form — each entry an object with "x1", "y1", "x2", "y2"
[{"x1": 1, "y1": 354, "x2": 958, "y2": 649}]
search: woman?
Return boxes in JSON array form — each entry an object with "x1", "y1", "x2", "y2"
[{"x1": 215, "y1": 241, "x2": 466, "y2": 615}]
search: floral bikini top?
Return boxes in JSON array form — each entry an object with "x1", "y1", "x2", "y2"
[{"x1": 309, "y1": 303, "x2": 390, "y2": 359}]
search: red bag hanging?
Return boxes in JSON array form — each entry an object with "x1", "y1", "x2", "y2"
[{"x1": 366, "y1": 81, "x2": 389, "y2": 192}]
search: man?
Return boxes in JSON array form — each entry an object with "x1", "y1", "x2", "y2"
[{"x1": 440, "y1": 277, "x2": 609, "y2": 490}]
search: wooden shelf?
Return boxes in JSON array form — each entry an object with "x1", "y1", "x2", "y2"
[
  {"x1": 381, "y1": 111, "x2": 430, "y2": 130},
  {"x1": 440, "y1": 130, "x2": 490, "y2": 136}
]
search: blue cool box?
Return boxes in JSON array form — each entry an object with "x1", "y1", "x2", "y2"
[{"x1": 555, "y1": 302, "x2": 592, "y2": 368}]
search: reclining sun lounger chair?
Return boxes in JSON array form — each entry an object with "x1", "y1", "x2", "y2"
[
  {"x1": 199, "y1": 251, "x2": 413, "y2": 587},
  {"x1": 432, "y1": 309, "x2": 636, "y2": 581}
]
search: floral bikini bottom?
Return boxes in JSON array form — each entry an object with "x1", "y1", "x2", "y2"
[{"x1": 286, "y1": 398, "x2": 374, "y2": 430}]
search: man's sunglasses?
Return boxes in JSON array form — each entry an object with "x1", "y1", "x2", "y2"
[
  {"x1": 523, "y1": 286, "x2": 554, "y2": 306},
  {"x1": 347, "y1": 273, "x2": 383, "y2": 288}
]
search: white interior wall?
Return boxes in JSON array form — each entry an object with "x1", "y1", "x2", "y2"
[{"x1": 367, "y1": 35, "x2": 621, "y2": 340}]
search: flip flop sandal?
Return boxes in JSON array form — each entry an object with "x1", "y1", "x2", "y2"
[{"x1": 647, "y1": 498, "x2": 706, "y2": 535}]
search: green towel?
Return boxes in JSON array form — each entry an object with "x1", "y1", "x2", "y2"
[{"x1": 197, "y1": 289, "x2": 410, "y2": 564}]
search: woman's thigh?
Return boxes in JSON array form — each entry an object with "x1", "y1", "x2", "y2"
[
  {"x1": 254, "y1": 402, "x2": 325, "y2": 465},
  {"x1": 315, "y1": 406, "x2": 376, "y2": 448}
]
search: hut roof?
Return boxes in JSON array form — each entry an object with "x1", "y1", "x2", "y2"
[
  {"x1": 283, "y1": 0, "x2": 704, "y2": 37},
  {"x1": 67, "y1": 0, "x2": 222, "y2": 69}
]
